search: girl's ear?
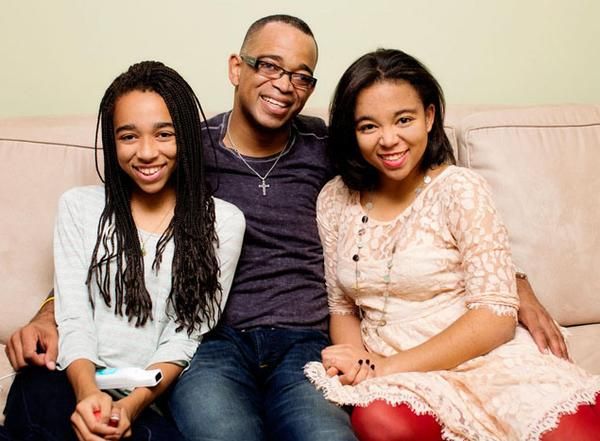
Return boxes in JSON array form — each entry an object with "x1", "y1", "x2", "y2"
[
  {"x1": 425, "y1": 104, "x2": 435, "y2": 133},
  {"x1": 228, "y1": 54, "x2": 242, "y2": 87}
]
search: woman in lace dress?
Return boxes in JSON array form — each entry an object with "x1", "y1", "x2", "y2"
[{"x1": 304, "y1": 49, "x2": 600, "y2": 441}]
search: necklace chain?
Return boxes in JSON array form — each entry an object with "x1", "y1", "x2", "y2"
[
  {"x1": 135, "y1": 204, "x2": 174, "y2": 257},
  {"x1": 353, "y1": 172, "x2": 431, "y2": 327},
  {"x1": 225, "y1": 115, "x2": 293, "y2": 196}
]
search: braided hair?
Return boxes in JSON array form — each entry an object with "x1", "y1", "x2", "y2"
[{"x1": 87, "y1": 61, "x2": 220, "y2": 336}]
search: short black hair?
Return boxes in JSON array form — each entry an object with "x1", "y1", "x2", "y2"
[
  {"x1": 328, "y1": 48, "x2": 455, "y2": 191},
  {"x1": 241, "y1": 14, "x2": 318, "y2": 60}
]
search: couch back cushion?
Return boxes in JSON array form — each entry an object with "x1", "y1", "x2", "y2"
[
  {"x1": 0, "y1": 116, "x2": 100, "y2": 342},
  {"x1": 456, "y1": 105, "x2": 600, "y2": 326}
]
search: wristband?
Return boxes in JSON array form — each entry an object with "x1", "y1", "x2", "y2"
[{"x1": 38, "y1": 295, "x2": 55, "y2": 312}]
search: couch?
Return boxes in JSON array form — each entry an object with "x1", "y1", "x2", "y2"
[{"x1": 1, "y1": 105, "x2": 599, "y2": 422}]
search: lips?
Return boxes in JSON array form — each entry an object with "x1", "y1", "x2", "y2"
[
  {"x1": 135, "y1": 165, "x2": 163, "y2": 176},
  {"x1": 133, "y1": 164, "x2": 166, "y2": 182},
  {"x1": 378, "y1": 150, "x2": 409, "y2": 168},
  {"x1": 260, "y1": 95, "x2": 293, "y2": 117},
  {"x1": 262, "y1": 96, "x2": 288, "y2": 108}
]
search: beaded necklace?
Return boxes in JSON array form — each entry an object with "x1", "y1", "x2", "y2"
[{"x1": 353, "y1": 173, "x2": 432, "y2": 327}]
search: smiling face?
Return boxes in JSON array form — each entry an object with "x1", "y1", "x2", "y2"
[
  {"x1": 229, "y1": 21, "x2": 318, "y2": 133},
  {"x1": 113, "y1": 90, "x2": 177, "y2": 199},
  {"x1": 354, "y1": 80, "x2": 434, "y2": 192}
]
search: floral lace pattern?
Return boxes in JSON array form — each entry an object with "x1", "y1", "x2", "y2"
[{"x1": 305, "y1": 166, "x2": 600, "y2": 441}]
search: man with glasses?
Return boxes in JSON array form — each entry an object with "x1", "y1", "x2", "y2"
[{"x1": 167, "y1": 14, "x2": 358, "y2": 440}]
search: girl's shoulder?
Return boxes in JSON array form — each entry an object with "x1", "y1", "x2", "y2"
[
  {"x1": 318, "y1": 175, "x2": 353, "y2": 204},
  {"x1": 213, "y1": 196, "x2": 245, "y2": 230},
  {"x1": 436, "y1": 165, "x2": 490, "y2": 194},
  {"x1": 59, "y1": 185, "x2": 105, "y2": 208}
]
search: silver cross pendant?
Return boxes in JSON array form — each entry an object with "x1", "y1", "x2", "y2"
[{"x1": 258, "y1": 179, "x2": 270, "y2": 196}]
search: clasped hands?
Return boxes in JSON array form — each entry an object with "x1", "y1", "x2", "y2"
[
  {"x1": 321, "y1": 344, "x2": 386, "y2": 386},
  {"x1": 71, "y1": 391, "x2": 132, "y2": 441}
]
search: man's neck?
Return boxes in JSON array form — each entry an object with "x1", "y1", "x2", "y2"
[{"x1": 225, "y1": 110, "x2": 292, "y2": 158}]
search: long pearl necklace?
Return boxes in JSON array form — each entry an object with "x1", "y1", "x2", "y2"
[{"x1": 353, "y1": 173, "x2": 432, "y2": 327}]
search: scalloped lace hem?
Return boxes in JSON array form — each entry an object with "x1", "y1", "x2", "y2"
[
  {"x1": 305, "y1": 362, "x2": 600, "y2": 441},
  {"x1": 526, "y1": 388, "x2": 600, "y2": 441},
  {"x1": 468, "y1": 302, "x2": 518, "y2": 319},
  {"x1": 304, "y1": 362, "x2": 468, "y2": 441}
]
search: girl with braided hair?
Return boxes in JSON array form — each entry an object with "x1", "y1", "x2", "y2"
[{"x1": 4, "y1": 61, "x2": 245, "y2": 440}]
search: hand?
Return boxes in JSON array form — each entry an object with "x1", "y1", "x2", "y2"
[
  {"x1": 5, "y1": 314, "x2": 58, "y2": 370},
  {"x1": 321, "y1": 344, "x2": 380, "y2": 385},
  {"x1": 71, "y1": 391, "x2": 119, "y2": 440},
  {"x1": 517, "y1": 277, "x2": 569, "y2": 359},
  {"x1": 104, "y1": 405, "x2": 133, "y2": 441}
]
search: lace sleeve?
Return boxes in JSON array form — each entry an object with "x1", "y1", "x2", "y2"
[
  {"x1": 317, "y1": 177, "x2": 360, "y2": 316},
  {"x1": 446, "y1": 169, "x2": 519, "y2": 318}
]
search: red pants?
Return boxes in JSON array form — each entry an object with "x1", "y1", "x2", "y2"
[{"x1": 351, "y1": 395, "x2": 600, "y2": 441}]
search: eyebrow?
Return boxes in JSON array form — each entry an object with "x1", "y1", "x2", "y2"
[
  {"x1": 115, "y1": 121, "x2": 174, "y2": 134},
  {"x1": 354, "y1": 108, "x2": 418, "y2": 125},
  {"x1": 255, "y1": 54, "x2": 314, "y2": 75}
]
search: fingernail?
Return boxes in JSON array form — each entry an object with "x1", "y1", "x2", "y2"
[
  {"x1": 358, "y1": 359, "x2": 363, "y2": 365},
  {"x1": 108, "y1": 410, "x2": 120, "y2": 428},
  {"x1": 365, "y1": 359, "x2": 370, "y2": 364},
  {"x1": 370, "y1": 364, "x2": 375, "y2": 370}
]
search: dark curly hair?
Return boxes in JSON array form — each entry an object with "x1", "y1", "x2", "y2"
[
  {"x1": 328, "y1": 48, "x2": 456, "y2": 191},
  {"x1": 87, "y1": 61, "x2": 221, "y2": 335}
]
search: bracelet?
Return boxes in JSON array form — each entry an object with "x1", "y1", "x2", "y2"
[
  {"x1": 38, "y1": 295, "x2": 55, "y2": 312},
  {"x1": 515, "y1": 272, "x2": 528, "y2": 281}
]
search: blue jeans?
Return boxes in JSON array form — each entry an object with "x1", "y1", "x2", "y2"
[
  {"x1": 3, "y1": 367, "x2": 183, "y2": 441},
  {"x1": 169, "y1": 326, "x2": 357, "y2": 441}
]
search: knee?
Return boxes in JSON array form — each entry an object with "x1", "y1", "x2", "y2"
[
  {"x1": 5, "y1": 367, "x2": 66, "y2": 416},
  {"x1": 4, "y1": 367, "x2": 75, "y2": 440},
  {"x1": 351, "y1": 400, "x2": 442, "y2": 441}
]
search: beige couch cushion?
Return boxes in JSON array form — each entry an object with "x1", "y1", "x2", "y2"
[
  {"x1": 0, "y1": 116, "x2": 100, "y2": 343},
  {"x1": 456, "y1": 105, "x2": 600, "y2": 327}
]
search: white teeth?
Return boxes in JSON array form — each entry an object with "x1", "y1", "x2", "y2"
[
  {"x1": 263, "y1": 96, "x2": 286, "y2": 108},
  {"x1": 380, "y1": 151, "x2": 407, "y2": 161},
  {"x1": 136, "y1": 166, "x2": 161, "y2": 176}
]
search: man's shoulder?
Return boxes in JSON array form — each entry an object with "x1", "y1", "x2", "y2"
[
  {"x1": 203, "y1": 112, "x2": 227, "y2": 130},
  {"x1": 293, "y1": 114, "x2": 328, "y2": 140}
]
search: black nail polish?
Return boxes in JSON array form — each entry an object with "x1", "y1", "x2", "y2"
[
  {"x1": 365, "y1": 359, "x2": 370, "y2": 364},
  {"x1": 370, "y1": 364, "x2": 375, "y2": 370},
  {"x1": 358, "y1": 359, "x2": 363, "y2": 365}
]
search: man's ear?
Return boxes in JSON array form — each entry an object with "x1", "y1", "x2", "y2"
[{"x1": 228, "y1": 54, "x2": 242, "y2": 87}]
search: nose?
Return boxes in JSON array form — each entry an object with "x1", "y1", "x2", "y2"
[
  {"x1": 137, "y1": 136, "x2": 159, "y2": 161},
  {"x1": 271, "y1": 73, "x2": 294, "y2": 93},
  {"x1": 378, "y1": 126, "x2": 399, "y2": 148}
]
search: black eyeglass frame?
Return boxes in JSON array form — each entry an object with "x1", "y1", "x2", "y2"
[{"x1": 240, "y1": 54, "x2": 317, "y2": 90}]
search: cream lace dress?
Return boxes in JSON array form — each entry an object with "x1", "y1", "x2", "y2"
[{"x1": 304, "y1": 166, "x2": 600, "y2": 441}]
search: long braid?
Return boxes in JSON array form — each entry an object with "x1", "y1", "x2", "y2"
[{"x1": 87, "y1": 61, "x2": 221, "y2": 334}]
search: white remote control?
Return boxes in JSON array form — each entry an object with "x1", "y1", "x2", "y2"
[{"x1": 95, "y1": 367, "x2": 163, "y2": 390}]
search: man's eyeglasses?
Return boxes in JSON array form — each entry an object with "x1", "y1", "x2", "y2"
[{"x1": 240, "y1": 55, "x2": 317, "y2": 90}]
